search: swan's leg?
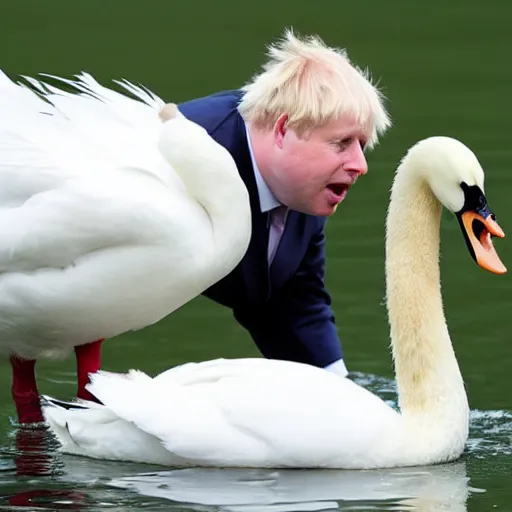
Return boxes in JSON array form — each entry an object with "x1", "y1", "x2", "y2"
[
  {"x1": 74, "y1": 338, "x2": 104, "y2": 402},
  {"x1": 10, "y1": 356, "x2": 44, "y2": 424}
]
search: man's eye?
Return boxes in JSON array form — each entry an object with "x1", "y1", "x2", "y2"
[{"x1": 337, "y1": 138, "x2": 352, "y2": 148}]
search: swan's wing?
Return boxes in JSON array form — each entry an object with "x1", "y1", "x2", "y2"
[
  {"x1": 0, "y1": 71, "x2": 108, "y2": 198},
  {"x1": 41, "y1": 395, "x2": 177, "y2": 466},
  {"x1": 0, "y1": 71, "x2": 178, "y2": 271},
  {"x1": 0, "y1": 70, "x2": 172, "y2": 192},
  {"x1": 0, "y1": 180, "x2": 178, "y2": 273},
  {"x1": 86, "y1": 359, "x2": 401, "y2": 468},
  {"x1": 28, "y1": 72, "x2": 167, "y2": 171}
]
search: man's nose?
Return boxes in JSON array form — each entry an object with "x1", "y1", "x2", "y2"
[{"x1": 344, "y1": 141, "x2": 368, "y2": 177}]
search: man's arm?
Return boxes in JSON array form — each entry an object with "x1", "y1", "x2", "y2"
[{"x1": 233, "y1": 224, "x2": 348, "y2": 376}]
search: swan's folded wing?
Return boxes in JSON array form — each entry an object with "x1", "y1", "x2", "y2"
[
  {"x1": 0, "y1": 121, "x2": 125, "y2": 271},
  {"x1": 88, "y1": 360, "x2": 401, "y2": 468},
  {"x1": 0, "y1": 179, "x2": 176, "y2": 273},
  {"x1": 18, "y1": 72, "x2": 168, "y2": 177},
  {"x1": 0, "y1": 72, "x2": 175, "y2": 272}
]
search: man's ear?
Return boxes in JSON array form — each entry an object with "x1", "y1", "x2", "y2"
[{"x1": 273, "y1": 114, "x2": 288, "y2": 148}]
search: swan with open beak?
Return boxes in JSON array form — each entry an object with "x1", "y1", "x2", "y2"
[{"x1": 456, "y1": 182, "x2": 506, "y2": 275}]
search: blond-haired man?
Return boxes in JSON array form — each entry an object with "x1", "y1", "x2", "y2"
[{"x1": 178, "y1": 29, "x2": 391, "y2": 376}]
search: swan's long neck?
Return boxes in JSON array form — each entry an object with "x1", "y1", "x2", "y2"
[
  {"x1": 190, "y1": 160, "x2": 252, "y2": 271},
  {"x1": 158, "y1": 119, "x2": 252, "y2": 273},
  {"x1": 385, "y1": 166, "x2": 469, "y2": 431}
]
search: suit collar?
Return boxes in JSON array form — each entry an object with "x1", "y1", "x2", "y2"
[
  {"x1": 236, "y1": 115, "x2": 294, "y2": 296},
  {"x1": 180, "y1": 91, "x2": 294, "y2": 301},
  {"x1": 244, "y1": 123, "x2": 281, "y2": 213}
]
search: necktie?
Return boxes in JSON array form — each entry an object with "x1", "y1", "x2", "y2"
[{"x1": 267, "y1": 205, "x2": 288, "y2": 266}]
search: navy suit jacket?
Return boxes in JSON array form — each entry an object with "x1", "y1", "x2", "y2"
[{"x1": 178, "y1": 90, "x2": 343, "y2": 368}]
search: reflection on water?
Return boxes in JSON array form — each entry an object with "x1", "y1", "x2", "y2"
[
  {"x1": 5, "y1": 424, "x2": 62, "y2": 477},
  {"x1": 106, "y1": 462, "x2": 472, "y2": 512},
  {"x1": 0, "y1": 373, "x2": 509, "y2": 512}
]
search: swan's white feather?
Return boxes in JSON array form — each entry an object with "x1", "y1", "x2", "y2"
[
  {"x1": 0, "y1": 70, "x2": 251, "y2": 360},
  {"x1": 44, "y1": 359, "x2": 402, "y2": 468}
]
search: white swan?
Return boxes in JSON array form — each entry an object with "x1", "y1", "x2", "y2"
[
  {"x1": 41, "y1": 136, "x2": 506, "y2": 469},
  {"x1": 0, "y1": 71, "x2": 251, "y2": 425}
]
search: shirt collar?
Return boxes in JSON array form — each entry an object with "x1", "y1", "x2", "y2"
[{"x1": 245, "y1": 123, "x2": 282, "y2": 213}]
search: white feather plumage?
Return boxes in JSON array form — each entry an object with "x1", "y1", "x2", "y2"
[{"x1": 0, "y1": 70, "x2": 251, "y2": 360}]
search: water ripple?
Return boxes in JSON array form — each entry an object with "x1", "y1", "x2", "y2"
[
  {"x1": 466, "y1": 409, "x2": 512, "y2": 458},
  {"x1": 350, "y1": 372, "x2": 512, "y2": 458}
]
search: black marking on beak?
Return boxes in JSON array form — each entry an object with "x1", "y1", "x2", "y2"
[{"x1": 455, "y1": 182, "x2": 496, "y2": 263}]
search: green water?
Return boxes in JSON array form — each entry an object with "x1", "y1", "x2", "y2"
[{"x1": 0, "y1": 0, "x2": 511, "y2": 510}]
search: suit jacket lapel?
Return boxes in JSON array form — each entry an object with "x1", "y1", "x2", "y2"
[{"x1": 229, "y1": 115, "x2": 270, "y2": 303}]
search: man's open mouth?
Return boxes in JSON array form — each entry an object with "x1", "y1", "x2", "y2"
[{"x1": 326, "y1": 183, "x2": 348, "y2": 196}]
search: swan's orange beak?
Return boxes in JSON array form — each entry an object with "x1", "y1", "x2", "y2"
[{"x1": 456, "y1": 183, "x2": 506, "y2": 275}]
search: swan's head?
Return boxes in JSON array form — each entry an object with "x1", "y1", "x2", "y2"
[{"x1": 404, "y1": 136, "x2": 506, "y2": 275}]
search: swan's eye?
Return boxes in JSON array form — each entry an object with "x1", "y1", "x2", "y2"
[{"x1": 458, "y1": 182, "x2": 488, "y2": 216}]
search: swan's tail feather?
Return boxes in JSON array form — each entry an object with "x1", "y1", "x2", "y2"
[
  {"x1": 85, "y1": 369, "x2": 154, "y2": 411},
  {"x1": 34, "y1": 72, "x2": 165, "y2": 120},
  {"x1": 0, "y1": 71, "x2": 56, "y2": 118},
  {"x1": 41, "y1": 389, "x2": 181, "y2": 464},
  {"x1": 1, "y1": 69, "x2": 165, "y2": 140},
  {"x1": 41, "y1": 395, "x2": 99, "y2": 454},
  {"x1": 19, "y1": 75, "x2": 52, "y2": 96},
  {"x1": 41, "y1": 393, "x2": 134, "y2": 456},
  {"x1": 0, "y1": 71, "x2": 106, "y2": 190},
  {"x1": 43, "y1": 71, "x2": 164, "y2": 108},
  {"x1": 114, "y1": 77, "x2": 165, "y2": 110},
  {"x1": 0, "y1": 69, "x2": 173, "y2": 184},
  {"x1": 40, "y1": 395, "x2": 91, "y2": 411},
  {"x1": 43, "y1": 73, "x2": 167, "y2": 168}
]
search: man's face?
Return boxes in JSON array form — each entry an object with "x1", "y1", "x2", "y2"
[{"x1": 265, "y1": 114, "x2": 369, "y2": 216}]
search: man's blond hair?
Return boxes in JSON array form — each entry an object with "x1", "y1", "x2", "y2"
[{"x1": 238, "y1": 29, "x2": 391, "y2": 148}]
